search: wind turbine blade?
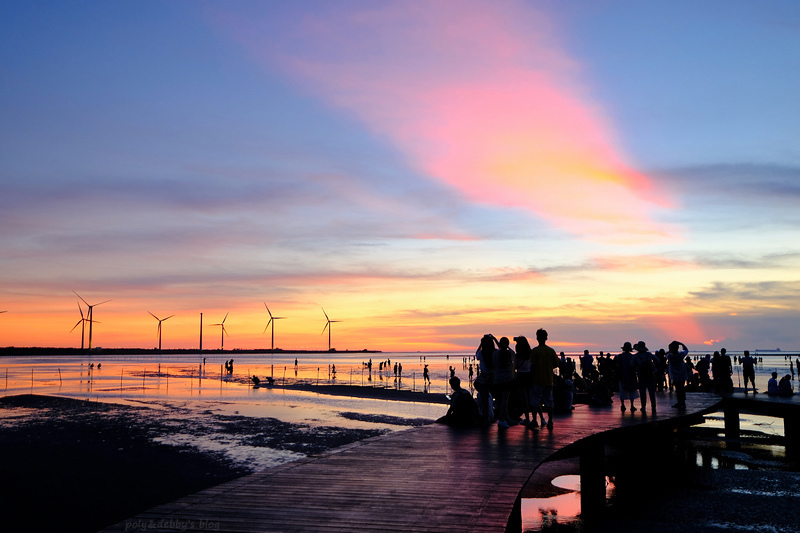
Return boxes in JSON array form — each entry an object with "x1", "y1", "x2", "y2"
[
  {"x1": 264, "y1": 317, "x2": 273, "y2": 334},
  {"x1": 265, "y1": 304, "x2": 273, "y2": 319},
  {"x1": 163, "y1": 315, "x2": 175, "y2": 321},
  {"x1": 322, "y1": 322, "x2": 329, "y2": 335},
  {"x1": 223, "y1": 326, "x2": 229, "y2": 337},
  {"x1": 70, "y1": 320, "x2": 83, "y2": 332},
  {"x1": 322, "y1": 307, "x2": 329, "y2": 321},
  {"x1": 77, "y1": 302, "x2": 85, "y2": 319},
  {"x1": 275, "y1": 316, "x2": 286, "y2": 320},
  {"x1": 94, "y1": 299, "x2": 112, "y2": 307},
  {"x1": 222, "y1": 312, "x2": 229, "y2": 323},
  {"x1": 73, "y1": 291, "x2": 89, "y2": 306},
  {"x1": 148, "y1": 311, "x2": 159, "y2": 320}
]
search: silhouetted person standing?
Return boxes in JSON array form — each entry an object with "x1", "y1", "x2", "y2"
[
  {"x1": 530, "y1": 329, "x2": 559, "y2": 430},
  {"x1": 632, "y1": 341, "x2": 657, "y2": 413},
  {"x1": 616, "y1": 342, "x2": 639, "y2": 412},
  {"x1": 668, "y1": 341, "x2": 689, "y2": 409},
  {"x1": 741, "y1": 350, "x2": 757, "y2": 394},
  {"x1": 493, "y1": 337, "x2": 516, "y2": 428}
]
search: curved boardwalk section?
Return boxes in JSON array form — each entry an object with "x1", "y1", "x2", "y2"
[{"x1": 105, "y1": 393, "x2": 722, "y2": 532}]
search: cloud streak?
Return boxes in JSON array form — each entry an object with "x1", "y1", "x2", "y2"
[{"x1": 223, "y1": 0, "x2": 676, "y2": 242}]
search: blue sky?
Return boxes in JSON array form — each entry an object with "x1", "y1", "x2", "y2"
[{"x1": 1, "y1": 1, "x2": 799, "y2": 352}]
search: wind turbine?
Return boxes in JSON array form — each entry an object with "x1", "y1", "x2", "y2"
[
  {"x1": 263, "y1": 303, "x2": 286, "y2": 351},
  {"x1": 321, "y1": 308, "x2": 341, "y2": 352},
  {"x1": 73, "y1": 292, "x2": 111, "y2": 350},
  {"x1": 211, "y1": 312, "x2": 229, "y2": 350},
  {"x1": 70, "y1": 302, "x2": 90, "y2": 350},
  {"x1": 148, "y1": 312, "x2": 174, "y2": 351}
]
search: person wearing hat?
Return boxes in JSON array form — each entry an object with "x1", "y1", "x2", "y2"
[
  {"x1": 615, "y1": 342, "x2": 639, "y2": 412},
  {"x1": 632, "y1": 341, "x2": 658, "y2": 413}
]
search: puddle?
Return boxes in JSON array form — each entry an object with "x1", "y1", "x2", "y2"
[{"x1": 522, "y1": 474, "x2": 615, "y2": 531}]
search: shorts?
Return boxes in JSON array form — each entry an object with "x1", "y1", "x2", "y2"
[
  {"x1": 530, "y1": 384, "x2": 554, "y2": 409},
  {"x1": 618, "y1": 382, "x2": 640, "y2": 400}
]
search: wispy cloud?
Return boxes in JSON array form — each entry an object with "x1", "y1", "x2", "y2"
[{"x1": 221, "y1": 0, "x2": 676, "y2": 242}]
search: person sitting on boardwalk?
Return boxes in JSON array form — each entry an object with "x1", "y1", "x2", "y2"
[
  {"x1": 615, "y1": 342, "x2": 639, "y2": 412},
  {"x1": 632, "y1": 341, "x2": 658, "y2": 414},
  {"x1": 438, "y1": 376, "x2": 480, "y2": 427},
  {"x1": 767, "y1": 372, "x2": 780, "y2": 395},
  {"x1": 668, "y1": 341, "x2": 689, "y2": 409},
  {"x1": 530, "y1": 328, "x2": 559, "y2": 430},
  {"x1": 740, "y1": 350, "x2": 757, "y2": 394},
  {"x1": 778, "y1": 374, "x2": 795, "y2": 397}
]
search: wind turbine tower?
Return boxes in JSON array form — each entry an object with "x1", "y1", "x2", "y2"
[
  {"x1": 148, "y1": 312, "x2": 174, "y2": 351},
  {"x1": 70, "y1": 302, "x2": 89, "y2": 350},
  {"x1": 211, "y1": 312, "x2": 229, "y2": 350},
  {"x1": 263, "y1": 303, "x2": 286, "y2": 351},
  {"x1": 73, "y1": 292, "x2": 111, "y2": 350},
  {"x1": 321, "y1": 308, "x2": 342, "y2": 352}
]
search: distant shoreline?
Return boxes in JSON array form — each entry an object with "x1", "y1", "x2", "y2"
[{"x1": 0, "y1": 347, "x2": 381, "y2": 356}]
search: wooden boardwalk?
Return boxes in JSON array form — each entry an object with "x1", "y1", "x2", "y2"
[{"x1": 103, "y1": 392, "x2": 727, "y2": 532}]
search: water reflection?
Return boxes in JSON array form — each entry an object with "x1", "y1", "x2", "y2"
[{"x1": 522, "y1": 474, "x2": 615, "y2": 531}]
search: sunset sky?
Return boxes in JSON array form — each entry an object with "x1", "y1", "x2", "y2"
[{"x1": 2, "y1": 1, "x2": 799, "y2": 352}]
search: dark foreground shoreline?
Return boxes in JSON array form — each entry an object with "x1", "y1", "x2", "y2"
[{"x1": 0, "y1": 394, "x2": 394, "y2": 532}]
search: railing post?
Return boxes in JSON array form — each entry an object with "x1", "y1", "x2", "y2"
[
  {"x1": 580, "y1": 441, "x2": 606, "y2": 517},
  {"x1": 723, "y1": 401, "x2": 740, "y2": 440},
  {"x1": 785, "y1": 412, "x2": 800, "y2": 461}
]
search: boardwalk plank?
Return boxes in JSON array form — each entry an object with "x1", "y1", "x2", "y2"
[{"x1": 103, "y1": 392, "x2": 727, "y2": 532}]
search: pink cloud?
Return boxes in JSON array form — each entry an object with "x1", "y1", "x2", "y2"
[{"x1": 222, "y1": 0, "x2": 675, "y2": 241}]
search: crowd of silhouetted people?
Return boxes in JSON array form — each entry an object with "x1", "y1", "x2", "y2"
[{"x1": 439, "y1": 335, "x2": 797, "y2": 428}]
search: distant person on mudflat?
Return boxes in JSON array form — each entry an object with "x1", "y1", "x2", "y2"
[
  {"x1": 423, "y1": 364, "x2": 430, "y2": 385},
  {"x1": 767, "y1": 372, "x2": 779, "y2": 395},
  {"x1": 530, "y1": 329, "x2": 559, "y2": 430},
  {"x1": 615, "y1": 342, "x2": 639, "y2": 412},
  {"x1": 493, "y1": 337, "x2": 516, "y2": 428},
  {"x1": 667, "y1": 341, "x2": 689, "y2": 409},
  {"x1": 740, "y1": 350, "x2": 757, "y2": 394},
  {"x1": 438, "y1": 376, "x2": 480, "y2": 427},
  {"x1": 513, "y1": 336, "x2": 533, "y2": 427},
  {"x1": 632, "y1": 341, "x2": 658, "y2": 413}
]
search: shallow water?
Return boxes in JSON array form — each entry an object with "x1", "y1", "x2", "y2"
[{"x1": 0, "y1": 352, "x2": 465, "y2": 428}]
